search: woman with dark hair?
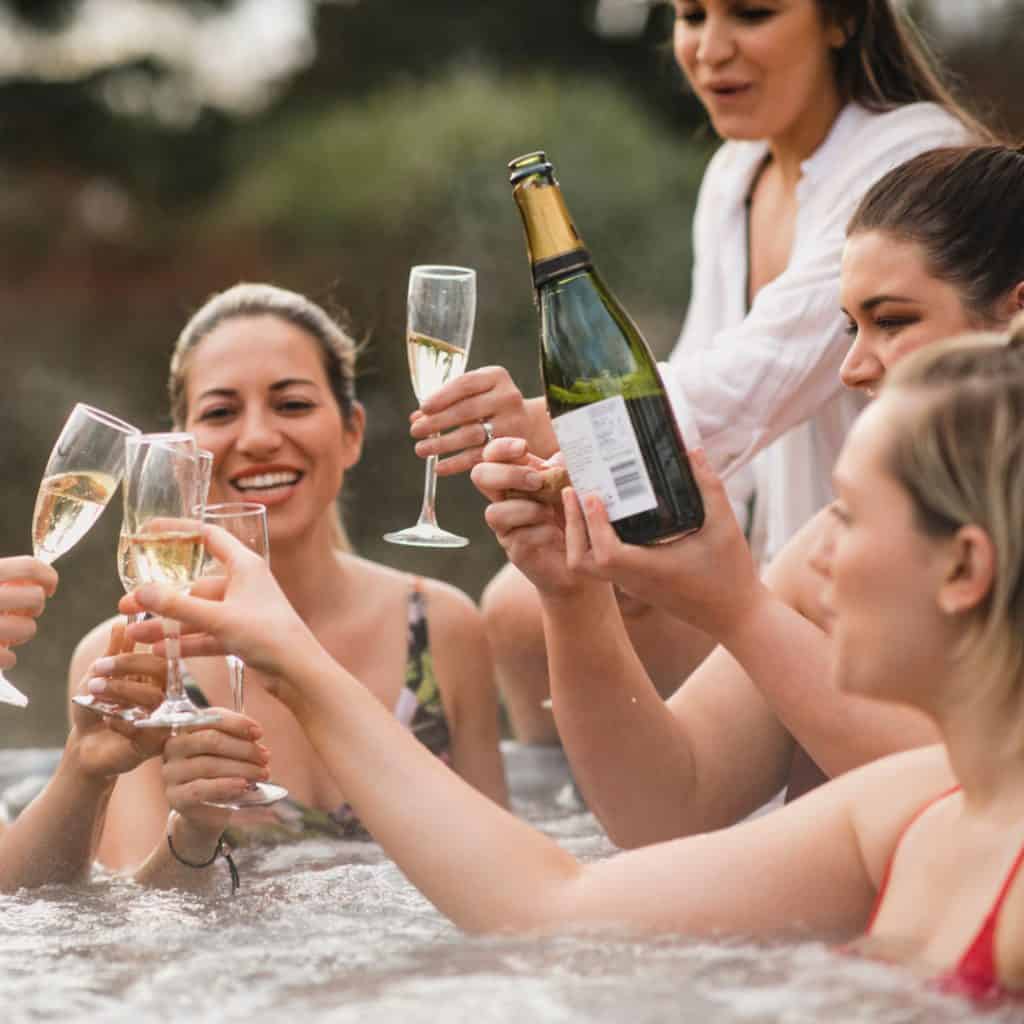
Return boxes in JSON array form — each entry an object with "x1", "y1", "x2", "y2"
[
  {"x1": 473, "y1": 144, "x2": 1024, "y2": 847},
  {"x1": 123, "y1": 320, "x2": 1024, "y2": 1005},
  {"x1": 413, "y1": 0, "x2": 981, "y2": 744},
  {"x1": 69, "y1": 283, "x2": 507, "y2": 872}
]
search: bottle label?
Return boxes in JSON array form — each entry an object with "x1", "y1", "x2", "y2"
[{"x1": 552, "y1": 396, "x2": 657, "y2": 523}]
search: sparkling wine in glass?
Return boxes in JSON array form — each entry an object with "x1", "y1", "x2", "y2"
[
  {"x1": 0, "y1": 404, "x2": 139, "y2": 709},
  {"x1": 126, "y1": 434, "x2": 219, "y2": 730},
  {"x1": 384, "y1": 265, "x2": 476, "y2": 548},
  {"x1": 74, "y1": 448, "x2": 215, "y2": 721},
  {"x1": 200, "y1": 502, "x2": 287, "y2": 808}
]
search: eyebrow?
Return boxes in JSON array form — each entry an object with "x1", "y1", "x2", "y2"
[
  {"x1": 841, "y1": 294, "x2": 922, "y2": 317},
  {"x1": 196, "y1": 378, "x2": 318, "y2": 401}
]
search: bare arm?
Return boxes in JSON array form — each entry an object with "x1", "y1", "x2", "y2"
[
  {"x1": 424, "y1": 581, "x2": 509, "y2": 808},
  {"x1": 561, "y1": 459, "x2": 938, "y2": 783},
  {"x1": 0, "y1": 626, "x2": 168, "y2": 890},
  {"x1": 473, "y1": 440, "x2": 792, "y2": 846},
  {"x1": 0, "y1": 734, "x2": 115, "y2": 890},
  {"x1": 736, "y1": 511, "x2": 938, "y2": 777},
  {"x1": 541, "y1": 586, "x2": 794, "y2": 847},
  {"x1": 125, "y1": 544, "x2": 952, "y2": 939}
]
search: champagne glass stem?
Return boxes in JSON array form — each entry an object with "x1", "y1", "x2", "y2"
[
  {"x1": 163, "y1": 617, "x2": 187, "y2": 703},
  {"x1": 414, "y1": 449, "x2": 442, "y2": 531},
  {"x1": 227, "y1": 655, "x2": 245, "y2": 714}
]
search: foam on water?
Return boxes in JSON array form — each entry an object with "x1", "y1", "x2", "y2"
[{"x1": 0, "y1": 747, "x2": 1012, "y2": 1023}]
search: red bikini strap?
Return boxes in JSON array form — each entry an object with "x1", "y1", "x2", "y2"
[{"x1": 867, "y1": 786, "x2": 962, "y2": 932}]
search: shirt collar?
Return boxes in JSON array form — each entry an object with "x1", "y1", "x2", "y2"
[
  {"x1": 798, "y1": 102, "x2": 868, "y2": 187},
  {"x1": 707, "y1": 102, "x2": 868, "y2": 202}
]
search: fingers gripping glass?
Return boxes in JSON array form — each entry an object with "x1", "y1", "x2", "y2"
[
  {"x1": 384, "y1": 265, "x2": 477, "y2": 548},
  {"x1": 199, "y1": 502, "x2": 287, "y2": 808},
  {"x1": 0, "y1": 403, "x2": 140, "y2": 709},
  {"x1": 124, "y1": 434, "x2": 220, "y2": 730},
  {"x1": 75, "y1": 449, "x2": 215, "y2": 721}
]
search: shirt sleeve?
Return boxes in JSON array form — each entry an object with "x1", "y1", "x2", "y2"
[{"x1": 664, "y1": 107, "x2": 968, "y2": 480}]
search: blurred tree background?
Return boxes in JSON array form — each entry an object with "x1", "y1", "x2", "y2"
[{"x1": 1, "y1": 0, "x2": 1022, "y2": 746}]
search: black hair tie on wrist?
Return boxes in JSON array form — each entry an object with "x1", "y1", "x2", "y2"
[{"x1": 166, "y1": 812, "x2": 240, "y2": 895}]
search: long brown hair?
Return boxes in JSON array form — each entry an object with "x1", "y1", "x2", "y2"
[
  {"x1": 819, "y1": 0, "x2": 988, "y2": 137},
  {"x1": 169, "y1": 283, "x2": 359, "y2": 552}
]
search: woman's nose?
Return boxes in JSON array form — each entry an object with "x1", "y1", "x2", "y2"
[
  {"x1": 237, "y1": 411, "x2": 282, "y2": 455},
  {"x1": 839, "y1": 340, "x2": 883, "y2": 392},
  {"x1": 696, "y1": 13, "x2": 737, "y2": 65}
]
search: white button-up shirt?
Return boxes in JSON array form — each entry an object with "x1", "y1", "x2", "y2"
[{"x1": 662, "y1": 102, "x2": 968, "y2": 561}]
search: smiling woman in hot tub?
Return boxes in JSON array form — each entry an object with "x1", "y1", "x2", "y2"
[{"x1": 69, "y1": 283, "x2": 507, "y2": 869}]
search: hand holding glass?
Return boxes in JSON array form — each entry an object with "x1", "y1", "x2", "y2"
[
  {"x1": 384, "y1": 265, "x2": 477, "y2": 548},
  {"x1": 75, "y1": 449, "x2": 215, "y2": 721},
  {"x1": 200, "y1": 501, "x2": 287, "y2": 808},
  {"x1": 126, "y1": 434, "x2": 220, "y2": 730},
  {"x1": 0, "y1": 403, "x2": 139, "y2": 708}
]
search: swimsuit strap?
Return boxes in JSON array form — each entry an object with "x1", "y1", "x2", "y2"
[
  {"x1": 950, "y1": 827, "x2": 1024, "y2": 996},
  {"x1": 867, "y1": 785, "x2": 962, "y2": 932}
]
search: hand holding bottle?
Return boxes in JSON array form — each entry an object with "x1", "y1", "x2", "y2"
[
  {"x1": 561, "y1": 450, "x2": 766, "y2": 640},
  {"x1": 507, "y1": 152, "x2": 704, "y2": 545}
]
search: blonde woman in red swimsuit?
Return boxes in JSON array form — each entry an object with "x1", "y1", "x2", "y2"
[{"x1": 113, "y1": 316, "x2": 1024, "y2": 1006}]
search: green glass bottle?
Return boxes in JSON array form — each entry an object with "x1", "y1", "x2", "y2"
[{"x1": 508, "y1": 151, "x2": 704, "y2": 545}]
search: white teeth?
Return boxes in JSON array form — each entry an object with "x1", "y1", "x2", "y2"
[{"x1": 234, "y1": 472, "x2": 300, "y2": 491}]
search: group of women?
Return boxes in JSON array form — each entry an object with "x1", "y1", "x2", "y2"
[{"x1": 4, "y1": 0, "x2": 1024, "y2": 1007}]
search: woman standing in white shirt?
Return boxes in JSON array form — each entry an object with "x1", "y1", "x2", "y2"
[{"x1": 410, "y1": 0, "x2": 979, "y2": 742}]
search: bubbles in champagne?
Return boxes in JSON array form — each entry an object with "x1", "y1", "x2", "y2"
[
  {"x1": 32, "y1": 470, "x2": 117, "y2": 564},
  {"x1": 407, "y1": 331, "x2": 467, "y2": 402},
  {"x1": 116, "y1": 531, "x2": 142, "y2": 593},
  {"x1": 128, "y1": 530, "x2": 204, "y2": 591}
]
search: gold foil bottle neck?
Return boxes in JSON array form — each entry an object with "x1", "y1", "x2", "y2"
[{"x1": 513, "y1": 180, "x2": 586, "y2": 265}]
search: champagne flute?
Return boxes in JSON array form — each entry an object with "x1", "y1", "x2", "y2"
[
  {"x1": 74, "y1": 449, "x2": 215, "y2": 720},
  {"x1": 126, "y1": 434, "x2": 220, "y2": 730},
  {"x1": 0, "y1": 403, "x2": 139, "y2": 708},
  {"x1": 384, "y1": 265, "x2": 477, "y2": 548},
  {"x1": 200, "y1": 502, "x2": 287, "y2": 808}
]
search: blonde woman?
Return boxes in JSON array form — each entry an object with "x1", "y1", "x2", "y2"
[{"x1": 121, "y1": 322, "x2": 1024, "y2": 1005}]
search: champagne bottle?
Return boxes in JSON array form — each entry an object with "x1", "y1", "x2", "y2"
[{"x1": 508, "y1": 151, "x2": 704, "y2": 545}]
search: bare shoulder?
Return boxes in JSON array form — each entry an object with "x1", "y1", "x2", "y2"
[
  {"x1": 66, "y1": 616, "x2": 119, "y2": 694},
  {"x1": 416, "y1": 577, "x2": 483, "y2": 634},
  {"x1": 841, "y1": 746, "x2": 955, "y2": 886}
]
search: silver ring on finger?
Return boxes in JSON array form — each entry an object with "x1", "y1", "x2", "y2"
[{"x1": 481, "y1": 419, "x2": 496, "y2": 445}]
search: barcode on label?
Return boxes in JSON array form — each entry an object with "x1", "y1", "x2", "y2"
[
  {"x1": 552, "y1": 395, "x2": 658, "y2": 522},
  {"x1": 609, "y1": 459, "x2": 647, "y2": 501}
]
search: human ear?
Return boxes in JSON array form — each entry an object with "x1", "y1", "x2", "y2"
[
  {"x1": 937, "y1": 525, "x2": 995, "y2": 616},
  {"x1": 826, "y1": 13, "x2": 855, "y2": 50},
  {"x1": 339, "y1": 400, "x2": 366, "y2": 470},
  {"x1": 1011, "y1": 280, "x2": 1024, "y2": 315}
]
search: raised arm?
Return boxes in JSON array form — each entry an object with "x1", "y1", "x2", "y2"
[
  {"x1": 562, "y1": 464, "x2": 937, "y2": 782},
  {"x1": 122, "y1": 532, "x2": 948, "y2": 938},
  {"x1": 0, "y1": 625, "x2": 166, "y2": 890},
  {"x1": 473, "y1": 440, "x2": 792, "y2": 846}
]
